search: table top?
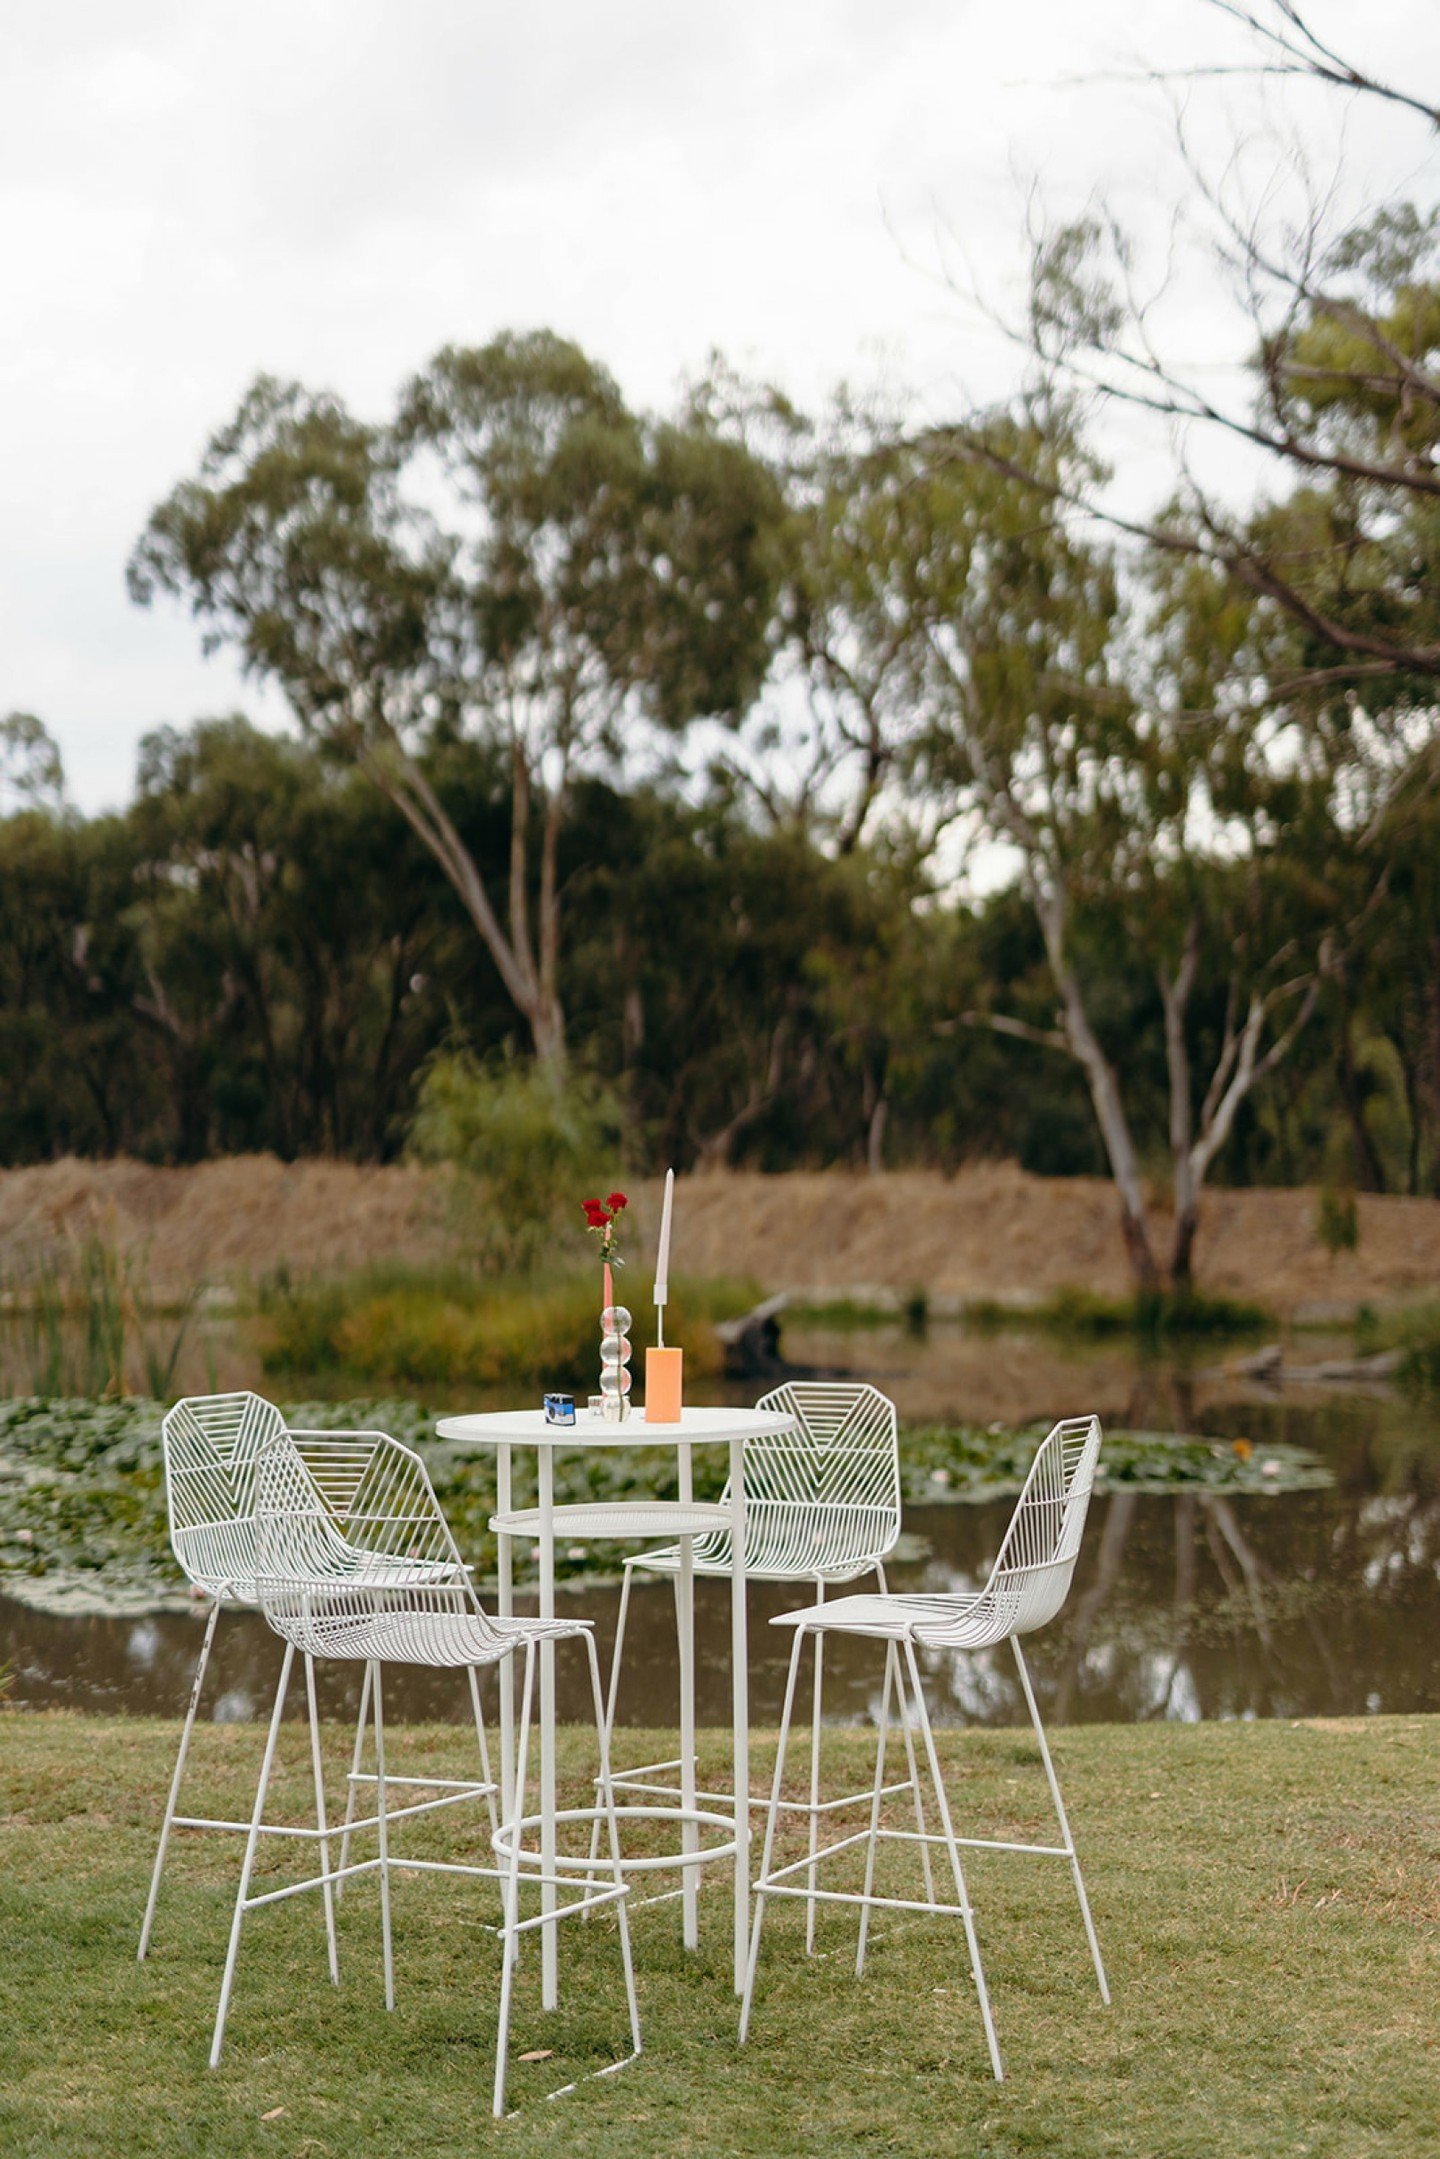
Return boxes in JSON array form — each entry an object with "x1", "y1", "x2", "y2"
[{"x1": 435, "y1": 1404, "x2": 795, "y2": 1450}]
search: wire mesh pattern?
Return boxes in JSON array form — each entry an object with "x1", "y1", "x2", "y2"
[
  {"x1": 590, "y1": 1385, "x2": 906, "y2": 1948},
  {"x1": 141, "y1": 1399, "x2": 488, "y2": 1967},
  {"x1": 630, "y1": 1382, "x2": 901, "y2": 1584},
  {"x1": 210, "y1": 1425, "x2": 641, "y2": 2118},
  {"x1": 255, "y1": 1430, "x2": 578, "y2": 1666},
  {"x1": 770, "y1": 1414, "x2": 1104, "y2": 1646},
  {"x1": 142, "y1": 1393, "x2": 309, "y2": 1963},
  {"x1": 162, "y1": 1391, "x2": 286, "y2": 1600},
  {"x1": 741, "y1": 1414, "x2": 1110, "y2": 2082}
]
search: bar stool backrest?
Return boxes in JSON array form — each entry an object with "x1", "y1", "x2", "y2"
[
  {"x1": 979, "y1": 1414, "x2": 1102, "y2": 1638},
  {"x1": 744, "y1": 1380, "x2": 901, "y2": 1581},
  {"x1": 161, "y1": 1391, "x2": 286, "y2": 1602},
  {"x1": 252, "y1": 1427, "x2": 502, "y2": 1660}
]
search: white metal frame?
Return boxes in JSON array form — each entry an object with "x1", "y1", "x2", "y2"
[
  {"x1": 443, "y1": 1405, "x2": 786, "y2": 1999},
  {"x1": 593, "y1": 1383, "x2": 924, "y2": 1950},
  {"x1": 140, "y1": 1392, "x2": 308, "y2": 1961},
  {"x1": 211, "y1": 1426, "x2": 639, "y2": 2119},
  {"x1": 740, "y1": 1415, "x2": 1110, "y2": 2081},
  {"x1": 139, "y1": 1396, "x2": 491, "y2": 1964}
]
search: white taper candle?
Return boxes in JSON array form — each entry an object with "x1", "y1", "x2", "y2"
[{"x1": 655, "y1": 1166, "x2": 675, "y2": 1306}]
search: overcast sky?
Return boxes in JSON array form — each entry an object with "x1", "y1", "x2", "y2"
[{"x1": 3, "y1": 0, "x2": 1435, "y2": 811}]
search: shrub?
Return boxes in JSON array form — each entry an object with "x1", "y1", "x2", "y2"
[
  {"x1": 1316, "y1": 1185, "x2": 1360, "y2": 1260},
  {"x1": 258, "y1": 1269, "x2": 735, "y2": 1394},
  {"x1": 407, "y1": 1050, "x2": 623, "y2": 1268}
]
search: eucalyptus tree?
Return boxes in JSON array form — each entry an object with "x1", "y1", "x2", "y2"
[
  {"x1": 0, "y1": 713, "x2": 66, "y2": 811},
  {"x1": 836, "y1": 408, "x2": 1361, "y2": 1289},
  {"x1": 128, "y1": 717, "x2": 463, "y2": 1158},
  {"x1": 129, "y1": 331, "x2": 788, "y2": 1071},
  {"x1": 953, "y1": 5, "x2": 1440, "y2": 710}
]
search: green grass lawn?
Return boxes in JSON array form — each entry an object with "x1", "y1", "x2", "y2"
[{"x1": 3, "y1": 1710, "x2": 1439, "y2": 2158}]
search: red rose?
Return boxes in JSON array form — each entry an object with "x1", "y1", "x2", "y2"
[
  {"x1": 582, "y1": 1199, "x2": 610, "y2": 1227},
  {"x1": 606, "y1": 1191, "x2": 628, "y2": 1211}
]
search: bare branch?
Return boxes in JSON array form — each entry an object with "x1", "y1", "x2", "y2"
[{"x1": 959, "y1": 1009, "x2": 1073, "y2": 1056}]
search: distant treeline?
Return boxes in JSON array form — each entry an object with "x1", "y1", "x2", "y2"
[{"x1": 0, "y1": 712, "x2": 1430, "y2": 1195}]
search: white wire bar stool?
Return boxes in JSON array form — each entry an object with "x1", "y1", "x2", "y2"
[
  {"x1": 212, "y1": 1427, "x2": 639, "y2": 2121},
  {"x1": 139, "y1": 1392, "x2": 324, "y2": 1964},
  {"x1": 591, "y1": 1382, "x2": 931, "y2": 1946},
  {"x1": 740, "y1": 1414, "x2": 1110, "y2": 2083},
  {"x1": 139, "y1": 1396, "x2": 490, "y2": 1966}
]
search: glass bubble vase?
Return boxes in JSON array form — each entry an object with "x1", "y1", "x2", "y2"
[{"x1": 599, "y1": 1302, "x2": 633, "y2": 1422}]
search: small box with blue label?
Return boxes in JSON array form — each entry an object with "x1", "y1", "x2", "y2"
[{"x1": 543, "y1": 1393, "x2": 576, "y2": 1426}]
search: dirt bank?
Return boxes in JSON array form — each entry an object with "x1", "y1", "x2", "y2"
[{"x1": 0, "y1": 1155, "x2": 1435, "y2": 1317}]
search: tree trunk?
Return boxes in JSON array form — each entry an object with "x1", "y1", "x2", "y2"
[
  {"x1": 1060, "y1": 987, "x2": 1161, "y2": 1290},
  {"x1": 866, "y1": 1094, "x2": 888, "y2": 1176},
  {"x1": 529, "y1": 994, "x2": 567, "y2": 1074},
  {"x1": 1028, "y1": 881, "x2": 1162, "y2": 1291},
  {"x1": 1169, "y1": 1202, "x2": 1200, "y2": 1291},
  {"x1": 1337, "y1": 1015, "x2": 1387, "y2": 1192},
  {"x1": 361, "y1": 731, "x2": 569, "y2": 1073}
]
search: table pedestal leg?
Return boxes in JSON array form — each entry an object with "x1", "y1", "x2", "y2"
[
  {"x1": 729, "y1": 1433, "x2": 749, "y2": 1995},
  {"x1": 676, "y1": 1440, "x2": 698, "y2": 1950},
  {"x1": 496, "y1": 1443, "x2": 515, "y2": 1826},
  {"x1": 538, "y1": 1448, "x2": 558, "y2": 2010}
]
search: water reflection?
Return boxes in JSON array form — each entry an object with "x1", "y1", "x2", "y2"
[
  {"x1": 4, "y1": 1319, "x2": 1439, "y2": 1729},
  {"x1": 6, "y1": 1478, "x2": 1440, "y2": 1729}
]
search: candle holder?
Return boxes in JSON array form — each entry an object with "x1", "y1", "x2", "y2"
[
  {"x1": 599, "y1": 1303, "x2": 633, "y2": 1422},
  {"x1": 645, "y1": 1344, "x2": 683, "y2": 1423}
]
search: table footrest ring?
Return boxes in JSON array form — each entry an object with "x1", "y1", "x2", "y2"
[{"x1": 491, "y1": 1803, "x2": 745, "y2": 1875}]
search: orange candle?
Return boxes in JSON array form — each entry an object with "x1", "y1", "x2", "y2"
[{"x1": 645, "y1": 1346, "x2": 683, "y2": 1423}]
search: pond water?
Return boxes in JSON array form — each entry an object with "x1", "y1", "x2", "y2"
[{"x1": 4, "y1": 1318, "x2": 1437, "y2": 1730}]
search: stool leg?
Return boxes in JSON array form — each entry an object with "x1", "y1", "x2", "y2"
[
  {"x1": 493, "y1": 1643, "x2": 535, "y2": 2119},
  {"x1": 856, "y1": 1639, "x2": 897, "y2": 1977},
  {"x1": 139, "y1": 1593, "x2": 220, "y2": 1961},
  {"x1": 585, "y1": 1565, "x2": 633, "y2": 1894},
  {"x1": 303, "y1": 1652, "x2": 340, "y2": 1986},
  {"x1": 467, "y1": 1665, "x2": 498, "y2": 1840},
  {"x1": 336, "y1": 1659, "x2": 371, "y2": 1897},
  {"x1": 584, "y1": 1630, "x2": 641, "y2": 2062},
  {"x1": 739, "y1": 1625, "x2": 806, "y2": 2044},
  {"x1": 210, "y1": 1640, "x2": 294, "y2": 2068},
  {"x1": 1012, "y1": 1637, "x2": 1109, "y2": 2003},
  {"x1": 372, "y1": 1661, "x2": 394, "y2": 2012},
  {"x1": 902, "y1": 1639, "x2": 1003, "y2": 2082},
  {"x1": 805, "y1": 1580, "x2": 825, "y2": 1955},
  {"x1": 877, "y1": 1563, "x2": 935, "y2": 1909}
]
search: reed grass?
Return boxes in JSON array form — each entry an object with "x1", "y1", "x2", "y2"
[{"x1": 0, "y1": 1234, "x2": 201, "y2": 1400}]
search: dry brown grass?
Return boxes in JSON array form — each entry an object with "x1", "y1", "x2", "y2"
[
  {"x1": 0, "y1": 1155, "x2": 459, "y2": 1299},
  {"x1": 0, "y1": 1154, "x2": 1436, "y2": 1315},
  {"x1": 676, "y1": 1164, "x2": 1440, "y2": 1318}
]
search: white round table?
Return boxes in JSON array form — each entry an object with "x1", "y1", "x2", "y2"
[{"x1": 435, "y1": 1404, "x2": 795, "y2": 2004}]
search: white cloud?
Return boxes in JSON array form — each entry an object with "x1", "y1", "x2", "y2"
[{"x1": 1, "y1": 0, "x2": 1435, "y2": 807}]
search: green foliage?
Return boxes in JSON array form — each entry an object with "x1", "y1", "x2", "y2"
[
  {"x1": 0, "y1": 1392, "x2": 1327, "y2": 1614},
  {"x1": 902, "y1": 1423, "x2": 1330, "y2": 1503},
  {"x1": 0, "y1": 713, "x2": 65, "y2": 809},
  {"x1": 128, "y1": 334, "x2": 792, "y2": 1068},
  {"x1": 0, "y1": 1237, "x2": 199, "y2": 1400},
  {"x1": 407, "y1": 1050, "x2": 623, "y2": 1265},
  {"x1": 967, "y1": 1287, "x2": 1271, "y2": 1338},
  {"x1": 0, "y1": 285, "x2": 1433, "y2": 1244},
  {"x1": 1358, "y1": 1300, "x2": 1440, "y2": 1393},
  {"x1": 1316, "y1": 1185, "x2": 1361, "y2": 1259},
  {"x1": 255, "y1": 1269, "x2": 747, "y2": 1394}
]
